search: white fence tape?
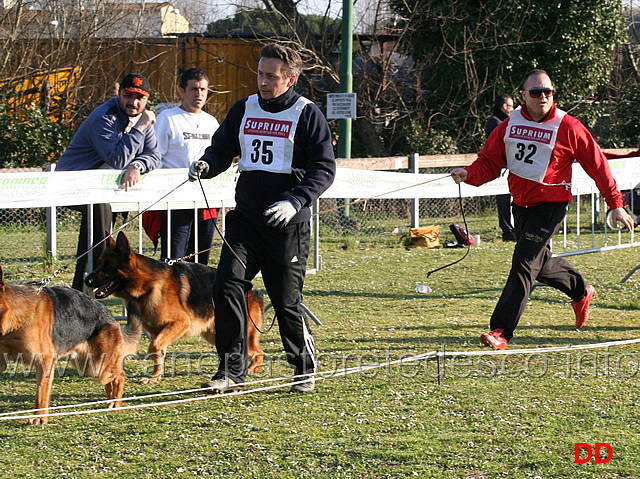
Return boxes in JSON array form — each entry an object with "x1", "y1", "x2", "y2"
[
  {"x1": 1, "y1": 157, "x2": 640, "y2": 208},
  {"x1": 2, "y1": 159, "x2": 640, "y2": 273}
]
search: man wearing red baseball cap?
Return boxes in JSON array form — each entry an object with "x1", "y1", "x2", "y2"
[
  {"x1": 57, "y1": 72, "x2": 160, "y2": 292},
  {"x1": 120, "y1": 73, "x2": 151, "y2": 97}
]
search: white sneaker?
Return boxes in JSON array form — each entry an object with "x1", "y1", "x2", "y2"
[
  {"x1": 201, "y1": 377, "x2": 243, "y2": 394},
  {"x1": 290, "y1": 376, "x2": 315, "y2": 393}
]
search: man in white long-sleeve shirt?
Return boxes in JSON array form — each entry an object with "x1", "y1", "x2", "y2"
[{"x1": 153, "y1": 68, "x2": 220, "y2": 264}]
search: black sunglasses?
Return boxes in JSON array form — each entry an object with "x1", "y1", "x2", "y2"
[{"x1": 527, "y1": 88, "x2": 554, "y2": 98}]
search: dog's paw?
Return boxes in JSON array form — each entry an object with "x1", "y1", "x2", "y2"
[
  {"x1": 139, "y1": 376, "x2": 162, "y2": 385},
  {"x1": 27, "y1": 415, "x2": 48, "y2": 425},
  {"x1": 248, "y1": 355, "x2": 264, "y2": 375}
]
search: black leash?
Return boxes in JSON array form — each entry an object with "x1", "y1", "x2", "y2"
[
  {"x1": 39, "y1": 179, "x2": 190, "y2": 289},
  {"x1": 195, "y1": 175, "x2": 247, "y2": 270},
  {"x1": 194, "y1": 175, "x2": 276, "y2": 334},
  {"x1": 254, "y1": 307, "x2": 279, "y2": 334},
  {"x1": 313, "y1": 173, "x2": 454, "y2": 216},
  {"x1": 427, "y1": 183, "x2": 471, "y2": 277},
  {"x1": 41, "y1": 170, "x2": 468, "y2": 289},
  {"x1": 195, "y1": 171, "x2": 471, "y2": 285}
]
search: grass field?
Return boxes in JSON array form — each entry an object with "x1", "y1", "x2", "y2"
[{"x1": 1, "y1": 226, "x2": 640, "y2": 478}]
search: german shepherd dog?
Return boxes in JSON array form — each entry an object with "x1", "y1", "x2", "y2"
[
  {"x1": 0, "y1": 265, "x2": 142, "y2": 424},
  {"x1": 85, "y1": 231, "x2": 264, "y2": 384}
]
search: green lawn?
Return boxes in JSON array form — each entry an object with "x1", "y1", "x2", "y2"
[{"x1": 1, "y1": 232, "x2": 639, "y2": 478}]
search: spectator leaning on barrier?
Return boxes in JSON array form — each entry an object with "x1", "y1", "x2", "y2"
[
  {"x1": 153, "y1": 68, "x2": 220, "y2": 264},
  {"x1": 189, "y1": 43, "x2": 336, "y2": 394},
  {"x1": 485, "y1": 93, "x2": 516, "y2": 242},
  {"x1": 56, "y1": 73, "x2": 161, "y2": 292},
  {"x1": 451, "y1": 69, "x2": 633, "y2": 350}
]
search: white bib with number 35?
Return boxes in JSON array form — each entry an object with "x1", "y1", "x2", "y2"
[
  {"x1": 504, "y1": 107, "x2": 566, "y2": 183},
  {"x1": 238, "y1": 94, "x2": 311, "y2": 174}
]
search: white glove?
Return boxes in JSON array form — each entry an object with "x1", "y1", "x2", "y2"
[
  {"x1": 264, "y1": 200, "x2": 298, "y2": 228},
  {"x1": 188, "y1": 160, "x2": 209, "y2": 182}
]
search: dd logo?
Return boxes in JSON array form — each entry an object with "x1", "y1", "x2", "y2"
[{"x1": 574, "y1": 443, "x2": 612, "y2": 463}]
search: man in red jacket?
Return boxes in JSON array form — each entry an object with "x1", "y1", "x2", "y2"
[{"x1": 451, "y1": 69, "x2": 633, "y2": 350}]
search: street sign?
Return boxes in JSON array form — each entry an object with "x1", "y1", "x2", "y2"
[{"x1": 327, "y1": 93, "x2": 357, "y2": 119}]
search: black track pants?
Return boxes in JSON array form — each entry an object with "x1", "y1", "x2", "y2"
[
  {"x1": 213, "y1": 210, "x2": 315, "y2": 383},
  {"x1": 489, "y1": 202, "x2": 587, "y2": 340},
  {"x1": 72, "y1": 203, "x2": 112, "y2": 292}
]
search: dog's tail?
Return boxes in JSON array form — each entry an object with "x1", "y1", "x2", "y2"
[
  {"x1": 247, "y1": 289, "x2": 265, "y2": 332},
  {"x1": 252, "y1": 289, "x2": 265, "y2": 310},
  {"x1": 122, "y1": 304, "x2": 143, "y2": 356}
]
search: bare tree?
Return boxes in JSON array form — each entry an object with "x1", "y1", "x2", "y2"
[
  {"x1": 172, "y1": 0, "x2": 228, "y2": 33},
  {"x1": 0, "y1": 0, "x2": 176, "y2": 126},
  {"x1": 0, "y1": 0, "x2": 419, "y2": 157},
  {"x1": 206, "y1": 0, "x2": 416, "y2": 156}
]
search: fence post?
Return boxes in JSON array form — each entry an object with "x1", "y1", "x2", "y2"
[
  {"x1": 87, "y1": 203, "x2": 94, "y2": 272},
  {"x1": 138, "y1": 203, "x2": 143, "y2": 254},
  {"x1": 313, "y1": 198, "x2": 321, "y2": 271},
  {"x1": 45, "y1": 164, "x2": 57, "y2": 260},
  {"x1": 410, "y1": 153, "x2": 419, "y2": 227}
]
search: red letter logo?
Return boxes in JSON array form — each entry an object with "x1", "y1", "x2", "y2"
[
  {"x1": 575, "y1": 443, "x2": 592, "y2": 463},
  {"x1": 595, "y1": 443, "x2": 612, "y2": 463}
]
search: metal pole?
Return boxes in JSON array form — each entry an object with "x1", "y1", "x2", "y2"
[
  {"x1": 338, "y1": 0, "x2": 353, "y2": 159},
  {"x1": 45, "y1": 164, "x2": 57, "y2": 260},
  {"x1": 410, "y1": 153, "x2": 419, "y2": 227},
  {"x1": 313, "y1": 198, "x2": 321, "y2": 271},
  {"x1": 338, "y1": 0, "x2": 353, "y2": 219}
]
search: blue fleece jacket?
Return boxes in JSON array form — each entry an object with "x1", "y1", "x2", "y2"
[{"x1": 56, "y1": 97, "x2": 161, "y2": 173}]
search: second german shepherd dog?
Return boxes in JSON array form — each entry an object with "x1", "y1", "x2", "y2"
[
  {"x1": 85, "y1": 231, "x2": 264, "y2": 384},
  {"x1": 0, "y1": 265, "x2": 141, "y2": 424}
]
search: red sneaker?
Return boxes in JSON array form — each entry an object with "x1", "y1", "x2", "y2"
[
  {"x1": 480, "y1": 328, "x2": 507, "y2": 350},
  {"x1": 572, "y1": 284, "x2": 596, "y2": 329}
]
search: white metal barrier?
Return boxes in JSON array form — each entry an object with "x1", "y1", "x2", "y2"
[{"x1": 2, "y1": 160, "x2": 640, "y2": 277}]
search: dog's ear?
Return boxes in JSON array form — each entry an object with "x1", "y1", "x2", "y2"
[
  {"x1": 0, "y1": 264, "x2": 4, "y2": 288},
  {"x1": 106, "y1": 233, "x2": 116, "y2": 249},
  {"x1": 116, "y1": 231, "x2": 131, "y2": 249},
  {"x1": 115, "y1": 231, "x2": 134, "y2": 262}
]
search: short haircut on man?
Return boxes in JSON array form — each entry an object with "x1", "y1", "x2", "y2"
[
  {"x1": 493, "y1": 93, "x2": 512, "y2": 115},
  {"x1": 260, "y1": 43, "x2": 303, "y2": 80},
  {"x1": 179, "y1": 67, "x2": 209, "y2": 90},
  {"x1": 521, "y1": 69, "x2": 550, "y2": 89}
]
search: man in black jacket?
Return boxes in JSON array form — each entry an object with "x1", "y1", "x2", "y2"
[
  {"x1": 485, "y1": 93, "x2": 516, "y2": 241},
  {"x1": 190, "y1": 43, "x2": 336, "y2": 394}
]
